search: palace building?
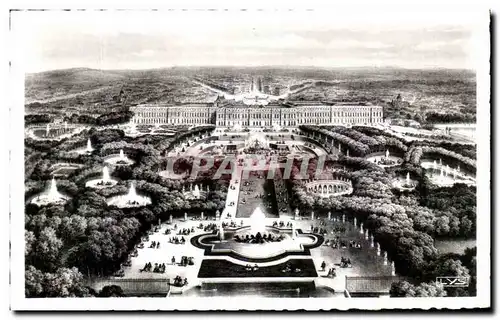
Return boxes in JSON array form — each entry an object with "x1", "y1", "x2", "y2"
[{"x1": 129, "y1": 95, "x2": 384, "y2": 128}]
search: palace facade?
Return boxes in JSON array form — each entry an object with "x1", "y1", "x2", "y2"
[{"x1": 130, "y1": 100, "x2": 384, "y2": 127}]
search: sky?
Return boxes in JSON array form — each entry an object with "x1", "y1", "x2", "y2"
[{"x1": 11, "y1": 9, "x2": 484, "y2": 73}]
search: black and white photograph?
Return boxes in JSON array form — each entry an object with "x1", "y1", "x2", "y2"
[{"x1": 7, "y1": 4, "x2": 491, "y2": 311}]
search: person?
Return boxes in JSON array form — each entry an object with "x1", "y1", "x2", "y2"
[
  {"x1": 171, "y1": 256, "x2": 176, "y2": 265},
  {"x1": 321, "y1": 261, "x2": 326, "y2": 271},
  {"x1": 156, "y1": 242, "x2": 160, "y2": 249}
]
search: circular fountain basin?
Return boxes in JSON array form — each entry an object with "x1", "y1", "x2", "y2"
[
  {"x1": 31, "y1": 193, "x2": 70, "y2": 206},
  {"x1": 85, "y1": 179, "x2": 118, "y2": 189},
  {"x1": 366, "y1": 155, "x2": 403, "y2": 168},
  {"x1": 107, "y1": 194, "x2": 152, "y2": 208},
  {"x1": 104, "y1": 155, "x2": 135, "y2": 166},
  {"x1": 392, "y1": 178, "x2": 418, "y2": 191},
  {"x1": 72, "y1": 148, "x2": 94, "y2": 155}
]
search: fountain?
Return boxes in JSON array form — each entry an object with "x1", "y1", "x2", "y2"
[
  {"x1": 370, "y1": 235, "x2": 374, "y2": 248},
  {"x1": 31, "y1": 177, "x2": 69, "y2": 206},
  {"x1": 216, "y1": 210, "x2": 221, "y2": 220},
  {"x1": 193, "y1": 185, "x2": 201, "y2": 199},
  {"x1": 64, "y1": 121, "x2": 68, "y2": 131},
  {"x1": 406, "y1": 172, "x2": 410, "y2": 186},
  {"x1": 128, "y1": 183, "x2": 137, "y2": 198},
  {"x1": 391, "y1": 261, "x2": 396, "y2": 276},
  {"x1": 342, "y1": 214, "x2": 345, "y2": 223},
  {"x1": 86, "y1": 139, "x2": 93, "y2": 153},
  {"x1": 201, "y1": 212, "x2": 204, "y2": 220},
  {"x1": 457, "y1": 165, "x2": 461, "y2": 172},
  {"x1": 354, "y1": 217, "x2": 357, "y2": 228},
  {"x1": 364, "y1": 230, "x2": 369, "y2": 240},
  {"x1": 453, "y1": 168, "x2": 457, "y2": 179},
  {"x1": 184, "y1": 212, "x2": 188, "y2": 221},
  {"x1": 376, "y1": 243, "x2": 381, "y2": 256},
  {"x1": 48, "y1": 177, "x2": 60, "y2": 201},
  {"x1": 169, "y1": 214, "x2": 173, "y2": 224},
  {"x1": 85, "y1": 166, "x2": 117, "y2": 189},
  {"x1": 360, "y1": 223, "x2": 364, "y2": 234},
  {"x1": 327, "y1": 212, "x2": 331, "y2": 220},
  {"x1": 105, "y1": 148, "x2": 134, "y2": 166},
  {"x1": 106, "y1": 182, "x2": 151, "y2": 208},
  {"x1": 433, "y1": 160, "x2": 437, "y2": 170},
  {"x1": 446, "y1": 164, "x2": 450, "y2": 176},
  {"x1": 439, "y1": 158, "x2": 442, "y2": 166},
  {"x1": 311, "y1": 211, "x2": 315, "y2": 220},
  {"x1": 346, "y1": 149, "x2": 349, "y2": 157},
  {"x1": 250, "y1": 207, "x2": 267, "y2": 234},
  {"x1": 294, "y1": 208, "x2": 299, "y2": 220},
  {"x1": 45, "y1": 124, "x2": 50, "y2": 137},
  {"x1": 219, "y1": 223, "x2": 225, "y2": 241},
  {"x1": 367, "y1": 148, "x2": 401, "y2": 168},
  {"x1": 102, "y1": 167, "x2": 110, "y2": 182},
  {"x1": 383, "y1": 252, "x2": 388, "y2": 265}
]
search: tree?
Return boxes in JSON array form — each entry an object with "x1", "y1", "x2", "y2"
[
  {"x1": 25, "y1": 265, "x2": 44, "y2": 297},
  {"x1": 390, "y1": 281, "x2": 446, "y2": 297},
  {"x1": 35, "y1": 227, "x2": 63, "y2": 271},
  {"x1": 44, "y1": 267, "x2": 92, "y2": 297},
  {"x1": 98, "y1": 285, "x2": 125, "y2": 297},
  {"x1": 25, "y1": 231, "x2": 36, "y2": 257}
]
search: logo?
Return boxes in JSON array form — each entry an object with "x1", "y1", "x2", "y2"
[{"x1": 436, "y1": 276, "x2": 470, "y2": 287}]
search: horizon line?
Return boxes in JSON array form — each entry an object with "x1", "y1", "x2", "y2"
[{"x1": 26, "y1": 65, "x2": 476, "y2": 75}]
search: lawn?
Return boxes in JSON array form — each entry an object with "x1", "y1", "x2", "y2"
[{"x1": 197, "y1": 258, "x2": 318, "y2": 278}]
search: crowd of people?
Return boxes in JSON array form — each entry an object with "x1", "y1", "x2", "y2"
[
  {"x1": 140, "y1": 262, "x2": 166, "y2": 273},
  {"x1": 148, "y1": 241, "x2": 161, "y2": 249},
  {"x1": 176, "y1": 227, "x2": 195, "y2": 236},
  {"x1": 173, "y1": 275, "x2": 189, "y2": 287},
  {"x1": 199, "y1": 222, "x2": 219, "y2": 233},
  {"x1": 170, "y1": 256, "x2": 194, "y2": 266},
  {"x1": 324, "y1": 237, "x2": 363, "y2": 249},
  {"x1": 233, "y1": 232, "x2": 285, "y2": 244},
  {"x1": 168, "y1": 236, "x2": 186, "y2": 245},
  {"x1": 310, "y1": 225, "x2": 328, "y2": 235},
  {"x1": 340, "y1": 257, "x2": 352, "y2": 268},
  {"x1": 272, "y1": 220, "x2": 294, "y2": 228}
]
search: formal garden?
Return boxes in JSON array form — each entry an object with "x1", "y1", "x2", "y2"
[{"x1": 24, "y1": 120, "x2": 477, "y2": 298}]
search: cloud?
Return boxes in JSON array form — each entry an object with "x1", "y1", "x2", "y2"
[{"x1": 16, "y1": 10, "x2": 477, "y2": 72}]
